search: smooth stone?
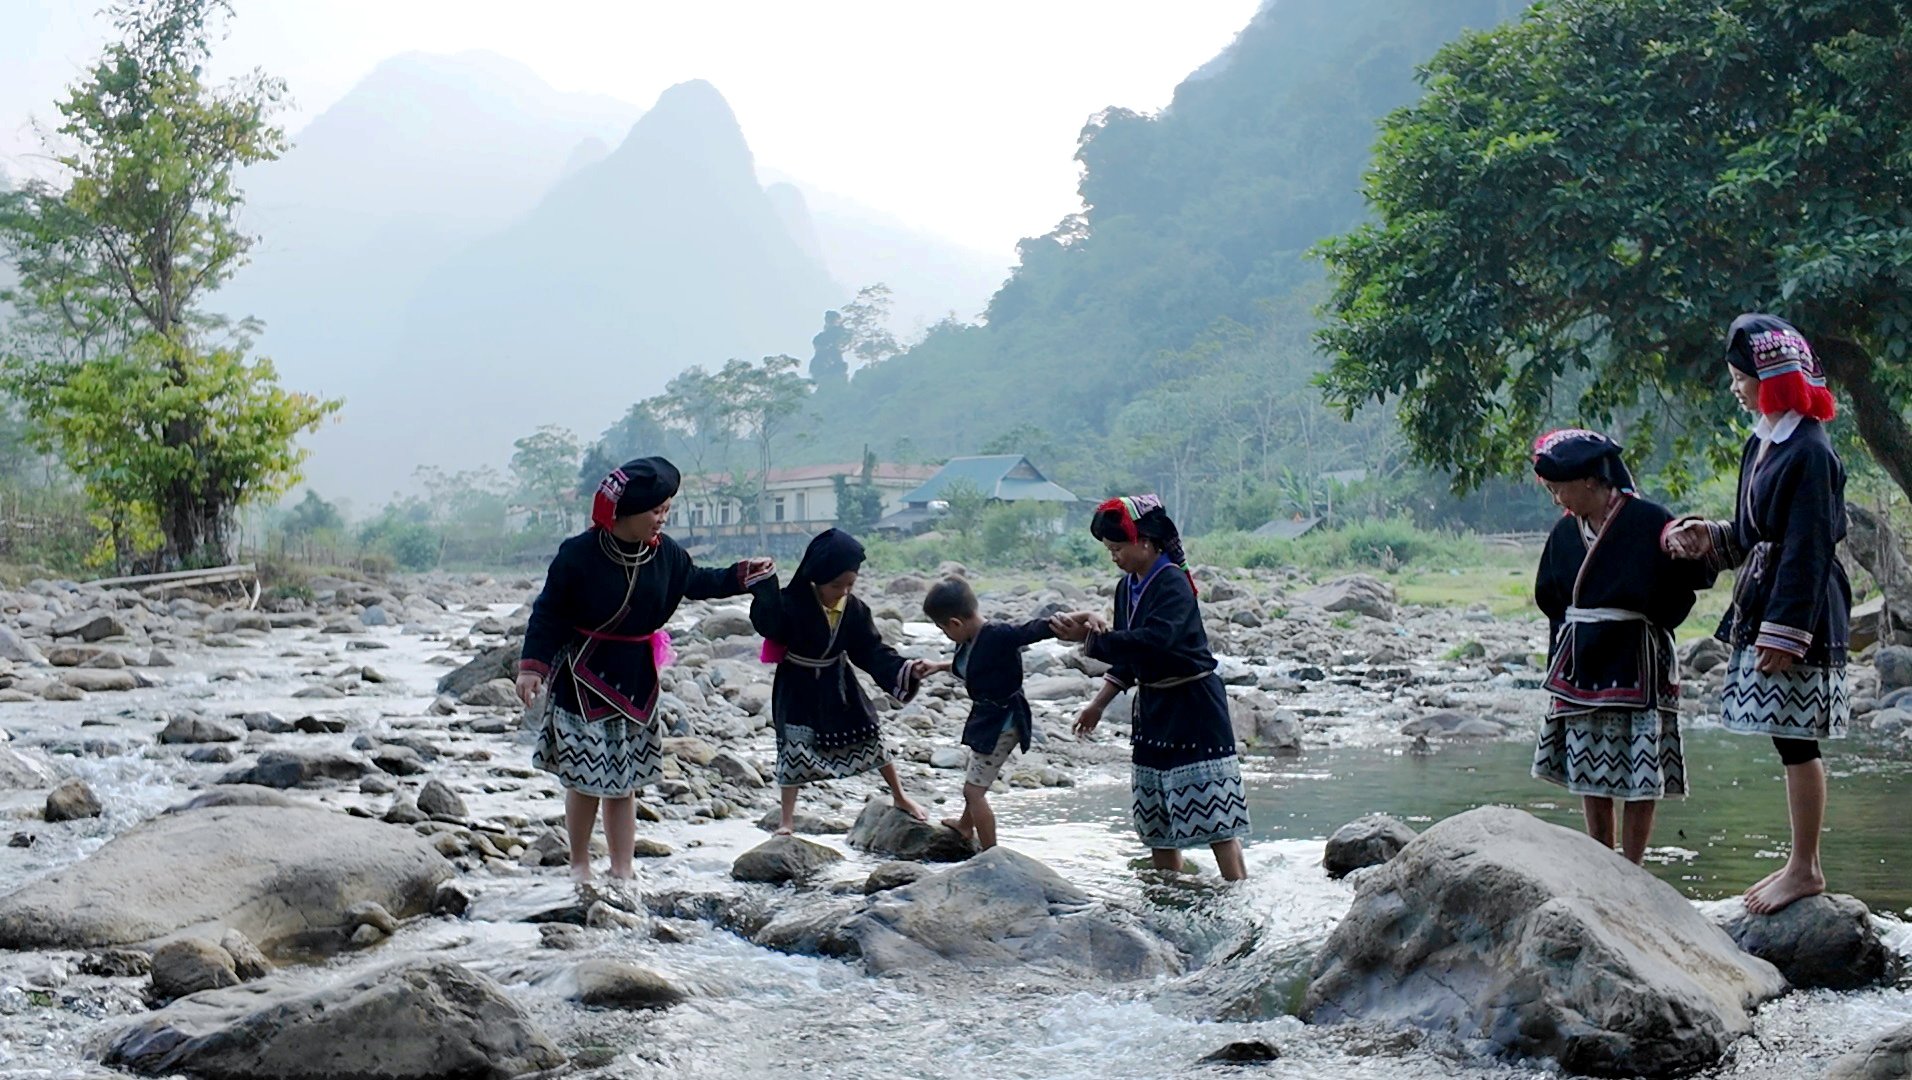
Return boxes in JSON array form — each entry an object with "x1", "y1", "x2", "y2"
[
  {"x1": 149, "y1": 939, "x2": 240, "y2": 1002},
  {"x1": 45, "y1": 778, "x2": 104, "y2": 822},
  {"x1": 1322, "y1": 815, "x2": 1418, "y2": 879},
  {"x1": 731, "y1": 835, "x2": 843, "y2": 884},
  {"x1": 60, "y1": 668, "x2": 137, "y2": 693},
  {"x1": 846, "y1": 798, "x2": 976, "y2": 863},
  {"x1": 1827, "y1": 1020, "x2": 1912, "y2": 1080},
  {"x1": 415, "y1": 779, "x2": 468, "y2": 820},
  {"x1": 863, "y1": 861, "x2": 930, "y2": 895},
  {"x1": 569, "y1": 959, "x2": 687, "y2": 1011},
  {"x1": 1716, "y1": 893, "x2": 1900, "y2": 991}
]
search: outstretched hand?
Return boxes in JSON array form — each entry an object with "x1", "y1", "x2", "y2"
[
  {"x1": 1073, "y1": 702, "x2": 1105, "y2": 739},
  {"x1": 740, "y1": 557, "x2": 777, "y2": 586},
  {"x1": 1049, "y1": 611, "x2": 1107, "y2": 642}
]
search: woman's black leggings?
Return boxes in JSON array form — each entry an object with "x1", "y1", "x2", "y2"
[{"x1": 1773, "y1": 737, "x2": 1822, "y2": 766}]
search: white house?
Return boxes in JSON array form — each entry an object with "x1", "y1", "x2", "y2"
[{"x1": 675, "y1": 462, "x2": 935, "y2": 540}]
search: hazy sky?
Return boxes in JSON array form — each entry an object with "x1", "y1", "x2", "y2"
[{"x1": 0, "y1": 0, "x2": 1261, "y2": 256}]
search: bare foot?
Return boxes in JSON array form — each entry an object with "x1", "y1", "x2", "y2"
[
  {"x1": 1743, "y1": 864, "x2": 1786, "y2": 898},
  {"x1": 569, "y1": 863, "x2": 593, "y2": 885},
  {"x1": 1745, "y1": 866, "x2": 1826, "y2": 915},
  {"x1": 774, "y1": 825, "x2": 795, "y2": 837},
  {"x1": 940, "y1": 816, "x2": 974, "y2": 841},
  {"x1": 892, "y1": 794, "x2": 929, "y2": 822}
]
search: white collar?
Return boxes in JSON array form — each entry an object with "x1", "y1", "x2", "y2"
[{"x1": 1754, "y1": 410, "x2": 1804, "y2": 445}]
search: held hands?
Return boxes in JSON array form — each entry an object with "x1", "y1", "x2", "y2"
[
  {"x1": 908, "y1": 659, "x2": 950, "y2": 681},
  {"x1": 1049, "y1": 611, "x2": 1108, "y2": 642},
  {"x1": 514, "y1": 672, "x2": 544, "y2": 709},
  {"x1": 1661, "y1": 520, "x2": 1713, "y2": 561},
  {"x1": 1073, "y1": 701, "x2": 1104, "y2": 739},
  {"x1": 740, "y1": 558, "x2": 777, "y2": 586}
]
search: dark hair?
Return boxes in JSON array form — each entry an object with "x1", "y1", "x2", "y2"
[{"x1": 922, "y1": 577, "x2": 977, "y2": 624}]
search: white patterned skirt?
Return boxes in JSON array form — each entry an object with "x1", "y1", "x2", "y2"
[
  {"x1": 533, "y1": 704, "x2": 663, "y2": 797},
  {"x1": 775, "y1": 721, "x2": 894, "y2": 787},
  {"x1": 1131, "y1": 756, "x2": 1250, "y2": 850},
  {"x1": 1532, "y1": 707, "x2": 1686, "y2": 801},
  {"x1": 1719, "y1": 646, "x2": 1849, "y2": 740}
]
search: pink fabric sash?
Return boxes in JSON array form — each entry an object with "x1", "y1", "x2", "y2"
[{"x1": 760, "y1": 639, "x2": 788, "y2": 665}]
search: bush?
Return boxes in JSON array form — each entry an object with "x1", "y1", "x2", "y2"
[{"x1": 1196, "y1": 519, "x2": 1486, "y2": 574}]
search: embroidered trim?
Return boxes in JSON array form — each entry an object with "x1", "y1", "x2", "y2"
[{"x1": 1756, "y1": 621, "x2": 1813, "y2": 657}]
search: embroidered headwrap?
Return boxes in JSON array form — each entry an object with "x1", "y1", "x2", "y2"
[
  {"x1": 1724, "y1": 313, "x2": 1836, "y2": 422},
  {"x1": 1090, "y1": 495, "x2": 1196, "y2": 595},
  {"x1": 590, "y1": 456, "x2": 681, "y2": 532},
  {"x1": 1531, "y1": 429, "x2": 1635, "y2": 493}
]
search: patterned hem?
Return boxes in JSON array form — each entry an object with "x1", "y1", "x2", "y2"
[
  {"x1": 776, "y1": 723, "x2": 893, "y2": 786},
  {"x1": 1532, "y1": 707, "x2": 1686, "y2": 801},
  {"x1": 533, "y1": 704, "x2": 661, "y2": 797},
  {"x1": 1719, "y1": 647, "x2": 1849, "y2": 740},
  {"x1": 1132, "y1": 756, "x2": 1250, "y2": 849}
]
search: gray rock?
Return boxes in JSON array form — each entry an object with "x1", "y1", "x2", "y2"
[
  {"x1": 1827, "y1": 1020, "x2": 1912, "y2": 1080},
  {"x1": 45, "y1": 778, "x2": 103, "y2": 822},
  {"x1": 732, "y1": 835, "x2": 843, "y2": 884},
  {"x1": 383, "y1": 796, "x2": 428, "y2": 826},
  {"x1": 754, "y1": 809, "x2": 852, "y2": 835},
  {"x1": 1295, "y1": 575, "x2": 1395, "y2": 620},
  {"x1": 0, "y1": 805, "x2": 453, "y2": 957},
  {"x1": 1400, "y1": 710, "x2": 1503, "y2": 738},
  {"x1": 1683, "y1": 636, "x2": 1731, "y2": 674},
  {"x1": 415, "y1": 779, "x2": 468, "y2": 820},
  {"x1": 359, "y1": 605, "x2": 391, "y2": 627},
  {"x1": 864, "y1": 861, "x2": 930, "y2": 895},
  {"x1": 183, "y1": 745, "x2": 237, "y2": 764},
  {"x1": 60, "y1": 668, "x2": 137, "y2": 693},
  {"x1": 79, "y1": 948, "x2": 151, "y2": 978},
  {"x1": 0, "y1": 625, "x2": 45, "y2": 665},
  {"x1": 42, "y1": 681, "x2": 88, "y2": 701},
  {"x1": 219, "y1": 928, "x2": 273, "y2": 981},
  {"x1": 165, "y1": 786, "x2": 305, "y2": 813},
  {"x1": 436, "y1": 643, "x2": 521, "y2": 698},
  {"x1": 1322, "y1": 815, "x2": 1418, "y2": 879},
  {"x1": 709, "y1": 749, "x2": 764, "y2": 788},
  {"x1": 150, "y1": 939, "x2": 240, "y2": 1001},
  {"x1": 204, "y1": 611, "x2": 271, "y2": 634},
  {"x1": 346, "y1": 900, "x2": 399, "y2": 935},
  {"x1": 847, "y1": 847, "x2": 1180, "y2": 980},
  {"x1": 570, "y1": 959, "x2": 687, "y2": 1010},
  {"x1": 1200, "y1": 1040, "x2": 1280, "y2": 1065},
  {"x1": 752, "y1": 898, "x2": 864, "y2": 958},
  {"x1": 48, "y1": 643, "x2": 117, "y2": 667},
  {"x1": 240, "y1": 711, "x2": 294, "y2": 734},
  {"x1": 146, "y1": 648, "x2": 175, "y2": 667},
  {"x1": 104, "y1": 958, "x2": 565, "y2": 1079},
  {"x1": 0, "y1": 747, "x2": 55, "y2": 790},
  {"x1": 1229, "y1": 695, "x2": 1301, "y2": 752},
  {"x1": 219, "y1": 749, "x2": 370, "y2": 789},
  {"x1": 539, "y1": 924, "x2": 586, "y2": 950},
  {"x1": 847, "y1": 798, "x2": 977, "y2": 862},
  {"x1": 459, "y1": 679, "x2": 521, "y2": 709},
  {"x1": 1877, "y1": 645, "x2": 1912, "y2": 693},
  {"x1": 1716, "y1": 893, "x2": 1899, "y2": 991},
  {"x1": 1301, "y1": 807, "x2": 1785, "y2": 1078},
  {"x1": 158, "y1": 715, "x2": 245, "y2": 745},
  {"x1": 929, "y1": 746, "x2": 967, "y2": 770},
  {"x1": 53, "y1": 610, "x2": 126, "y2": 642},
  {"x1": 696, "y1": 610, "x2": 755, "y2": 639},
  {"x1": 1023, "y1": 673, "x2": 1088, "y2": 701},
  {"x1": 371, "y1": 745, "x2": 427, "y2": 777}
]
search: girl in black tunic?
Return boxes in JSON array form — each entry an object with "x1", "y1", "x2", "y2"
[
  {"x1": 516, "y1": 457, "x2": 772, "y2": 882},
  {"x1": 1054, "y1": 496, "x2": 1250, "y2": 881},
  {"x1": 750, "y1": 528, "x2": 931, "y2": 835},
  {"x1": 1664, "y1": 313, "x2": 1850, "y2": 914},
  {"x1": 1528, "y1": 430, "x2": 1714, "y2": 863}
]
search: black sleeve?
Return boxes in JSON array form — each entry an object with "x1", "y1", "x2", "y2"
[
  {"x1": 1533, "y1": 519, "x2": 1573, "y2": 623},
  {"x1": 1760, "y1": 445, "x2": 1840, "y2": 656},
  {"x1": 748, "y1": 577, "x2": 788, "y2": 642},
  {"x1": 844, "y1": 603, "x2": 918, "y2": 702},
  {"x1": 521, "y1": 543, "x2": 580, "y2": 676},
  {"x1": 1086, "y1": 576, "x2": 1191, "y2": 669},
  {"x1": 1009, "y1": 618, "x2": 1056, "y2": 648}
]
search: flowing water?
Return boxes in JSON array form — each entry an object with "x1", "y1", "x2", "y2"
[{"x1": 0, "y1": 611, "x2": 1907, "y2": 1079}]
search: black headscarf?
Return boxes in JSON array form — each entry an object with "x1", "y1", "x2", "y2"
[
  {"x1": 1090, "y1": 495, "x2": 1196, "y2": 594},
  {"x1": 591, "y1": 456, "x2": 681, "y2": 530},
  {"x1": 788, "y1": 528, "x2": 866, "y2": 594},
  {"x1": 1531, "y1": 429, "x2": 1635, "y2": 493}
]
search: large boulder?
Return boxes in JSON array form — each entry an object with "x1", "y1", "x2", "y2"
[
  {"x1": 53, "y1": 610, "x2": 126, "y2": 642},
  {"x1": 1714, "y1": 894, "x2": 1900, "y2": 991},
  {"x1": 436, "y1": 643, "x2": 520, "y2": 698},
  {"x1": 1321, "y1": 815, "x2": 1417, "y2": 879},
  {"x1": 732, "y1": 835, "x2": 842, "y2": 884},
  {"x1": 60, "y1": 668, "x2": 138, "y2": 693},
  {"x1": 0, "y1": 747, "x2": 56, "y2": 790},
  {"x1": 218, "y1": 749, "x2": 371, "y2": 788},
  {"x1": 103, "y1": 958, "x2": 565, "y2": 1079},
  {"x1": 1301, "y1": 807, "x2": 1785, "y2": 1078},
  {"x1": 1827, "y1": 1021, "x2": 1912, "y2": 1080},
  {"x1": 1295, "y1": 575, "x2": 1395, "y2": 621},
  {"x1": 846, "y1": 798, "x2": 976, "y2": 863},
  {"x1": 846, "y1": 846, "x2": 1181, "y2": 981},
  {"x1": 0, "y1": 805, "x2": 453, "y2": 957},
  {"x1": 569, "y1": 959, "x2": 687, "y2": 1010}
]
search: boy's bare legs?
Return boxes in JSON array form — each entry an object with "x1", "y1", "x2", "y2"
[{"x1": 961, "y1": 783, "x2": 997, "y2": 849}]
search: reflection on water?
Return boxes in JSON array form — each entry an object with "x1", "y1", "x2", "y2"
[{"x1": 1012, "y1": 728, "x2": 1912, "y2": 914}]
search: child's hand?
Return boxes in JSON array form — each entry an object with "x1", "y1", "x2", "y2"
[
  {"x1": 740, "y1": 557, "x2": 777, "y2": 586},
  {"x1": 927, "y1": 660, "x2": 954, "y2": 675},
  {"x1": 1073, "y1": 702, "x2": 1104, "y2": 739},
  {"x1": 1050, "y1": 612, "x2": 1092, "y2": 642}
]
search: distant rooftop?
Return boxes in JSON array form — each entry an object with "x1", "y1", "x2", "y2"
[{"x1": 898, "y1": 455, "x2": 1078, "y2": 505}]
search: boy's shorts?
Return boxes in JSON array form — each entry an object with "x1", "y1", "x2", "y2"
[{"x1": 964, "y1": 726, "x2": 1020, "y2": 789}]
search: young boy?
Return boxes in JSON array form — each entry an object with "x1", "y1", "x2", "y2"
[{"x1": 922, "y1": 577, "x2": 1054, "y2": 850}]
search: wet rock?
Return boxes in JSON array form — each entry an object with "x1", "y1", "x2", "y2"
[
  {"x1": 146, "y1": 648, "x2": 175, "y2": 667},
  {"x1": 570, "y1": 959, "x2": 687, "y2": 1010},
  {"x1": 436, "y1": 643, "x2": 521, "y2": 698},
  {"x1": 864, "y1": 861, "x2": 930, "y2": 895},
  {"x1": 1200, "y1": 1040, "x2": 1280, "y2": 1065},
  {"x1": 632, "y1": 837, "x2": 673, "y2": 859},
  {"x1": 1683, "y1": 636, "x2": 1731, "y2": 674},
  {"x1": 696, "y1": 610, "x2": 754, "y2": 639},
  {"x1": 372, "y1": 745, "x2": 428, "y2": 776},
  {"x1": 754, "y1": 809, "x2": 852, "y2": 835},
  {"x1": 1229, "y1": 694, "x2": 1300, "y2": 752},
  {"x1": 48, "y1": 644, "x2": 119, "y2": 667},
  {"x1": 416, "y1": 779, "x2": 468, "y2": 820},
  {"x1": 150, "y1": 939, "x2": 240, "y2": 1002},
  {"x1": 60, "y1": 668, "x2": 137, "y2": 693},
  {"x1": 752, "y1": 897, "x2": 864, "y2": 957},
  {"x1": 204, "y1": 611, "x2": 271, "y2": 634},
  {"x1": 539, "y1": 923, "x2": 585, "y2": 950},
  {"x1": 292, "y1": 684, "x2": 345, "y2": 700},
  {"x1": 431, "y1": 881, "x2": 474, "y2": 918},
  {"x1": 1715, "y1": 893, "x2": 1899, "y2": 991},
  {"x1": 709, "y1": 749, "x2": 764, "y2": 788},
  {"x1": 0, "y1": 747, "x2": 56, "y2": 789},
  {"x1": 732, "y1": 835, "x2": 843, "y2": 884},
  {"x1": 346, "y1": 900, "x2": 400, "y2": 936},
  {"x1": 183, "y1": 745, "x2": 237, "y2": 764},
  {"x1": 459, "y1": 679, "x2": 522, "y2": 709},
  {"x1": 103, "y1": 957, "x2": 566, "y2": 1079},
  {"x1": 1322, "y1": 815, "x2": 1418, "y2": 879},
  {"x1": 1400, "y1": 710, "x2": 1504, "y2": 738},
  {"x1": 846, "y1": 798, "x2": 976, "y2": 863},
  {"x1": 220, "y1": 929, "x2": 273, "y2": 981},
  {"x1": 165, "y1": 785, "x2": 304, "y2": 813},
  {"x1": 0, "y1": 805, "x2": 453, "y2": 957},
  {"x1": 1827, "y1": 1020, "x2": 1912, "y2": 1080},
  {"x1": 240, "y1": 711, "x2": 294, "y2": 734},
  {"x1": 383, "y1": 796, "x2": 428, "y2": 826},
  {"x1": 158, "y1": 715, "x2": 245, "y2": 744},
  {"x1": 1301, "y1": 807, "x2": 1784, "y2": 1078},
  {"x1": 45, "y1": 778, "x2": 103, "y2": 822},
  {"x1": 847, "y1": 847, "x2": 1180, "y2": 980},
  {"x1": 292, "y1": 715, "x2": 348, "y2": 734},
  {"x1": 359, "y1": 605, "x2": 391, "y2": 627},
  {"x1": 1877, "y1": 645, "x2": 1912, "y2": 693},
  {"x1": 1296, "y1": 575, "x2": 1394, "y2": 621},
  {"x1": 219, "y1": 748, "x2": 370, "y2": 789},
  {"x1": 53, "y1": 610, "x2": 126, "y2": 642},
  {"x1": 0, "y1": 625, "x2": 45, "y2": 665},
  {"x1": 929, "y1": 746, "x2": 966, "y2": 769},
  {"x1": 80, "y1": 948, "x2": 152, "y2": 978}
]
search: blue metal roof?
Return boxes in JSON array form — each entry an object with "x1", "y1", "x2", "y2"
[{"x1": 899, "y1": 456, "x2": 1078, "y2": 505}]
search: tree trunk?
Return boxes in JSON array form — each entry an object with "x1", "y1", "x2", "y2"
[
  {"x1": 1844, "y1": 503, "x2": 1912, "y2": 646},
  {"x1": 1820, "y1": 338, "x2": 1912, "y2": 503}
]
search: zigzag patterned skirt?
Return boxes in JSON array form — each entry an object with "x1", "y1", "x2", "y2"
[
  {"x1": 1719, "y1": 646, "x2": 1849, "y2": 740},
  {"x1": 1131, "y1": 756, "x2": 1251, "y2": 850},
  {"x1": 1532, "y1": 707, "x2": 1686, "y2": 801},
  {"x1": 775, "y1": 721, "x2": 894, "y2": 786},
  {"x1": 533, "y1": 704, "x2": 663, "y2": 797}
]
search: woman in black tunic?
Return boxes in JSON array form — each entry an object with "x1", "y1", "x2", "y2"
[
  {"x1": 1054, "y1": 496, "x2": 1250, "y2": 881},
  {"x1": 515, "y1": 457, "x2": 772, "y2": 882},
  {"x1": 750, "y1": 528, "x2": 931, "y2": 835},
  {"x1": 1529, "y1": 430, "x2": 1714, "y2": 863},
  {"x1": 1664, "y1": 313, "x2": 1850, "y2": 914}
]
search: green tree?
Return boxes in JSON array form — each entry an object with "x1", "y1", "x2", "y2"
[
  {"x1": 1317, "y1": 0, "x2": 1912, "y2": 498},
  {"x1": 715, "y1": 354, "x2": 812, "y2": 544},
  {"x1": 0, "y1": 0, "x2": 339, "y2": 568},
  {"x1": 839, "y1": 283, "x2": 901, "y2": 374},
  {"x1": 938, "y1": 478, "x2": 988, "y2": 539},
  {"x1": 509, "y1": 425, "x2": 581, "y2": 533},
  {"x1": 830, "y1": 445, "x2": 887, "y2": 533},
  {"x1": 282, "y1": 489, "x2": 341, "y2": 537}
]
